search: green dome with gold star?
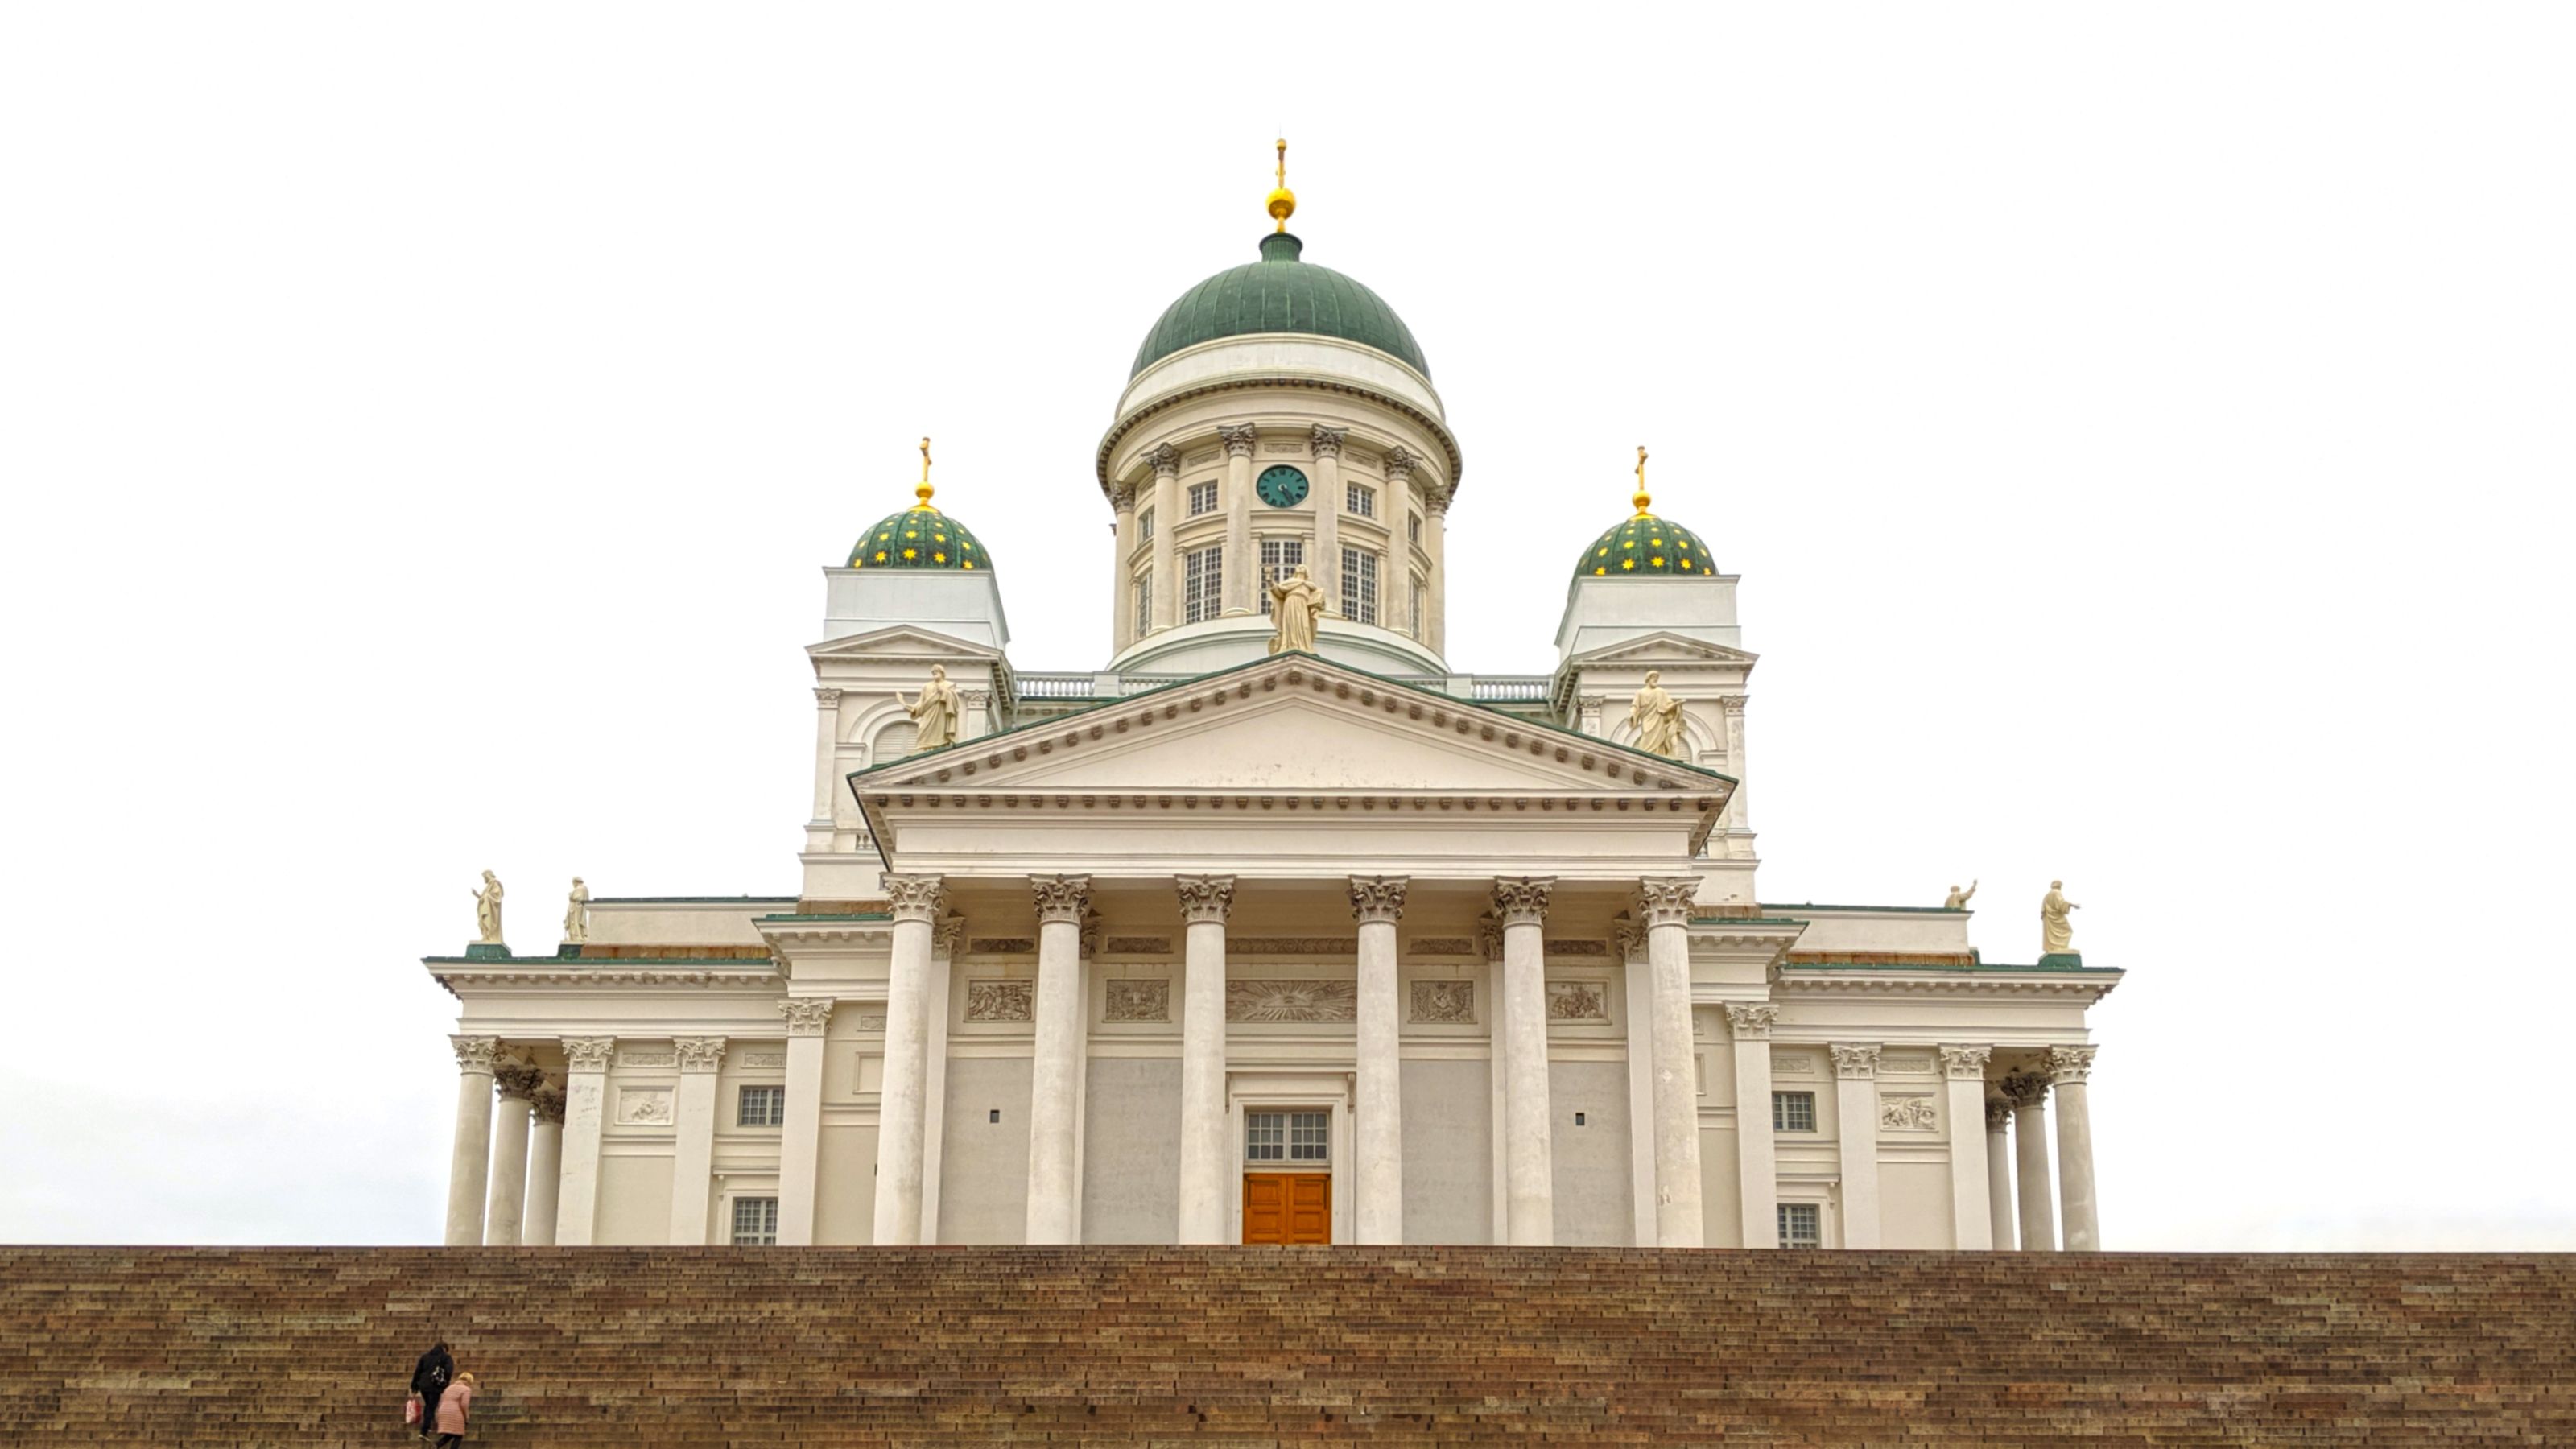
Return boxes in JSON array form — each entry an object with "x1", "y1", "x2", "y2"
[
  {"x1": 1574, "y1": 448, "x2": 1717, "y2": 580},
  {"x1": 846, "y1": 438, "x2": 994, "y2": 572}
]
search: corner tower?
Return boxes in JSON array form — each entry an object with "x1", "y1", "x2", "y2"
[{"x1": 1098, "y1": 142, "x2": 1459, "y2": 677}]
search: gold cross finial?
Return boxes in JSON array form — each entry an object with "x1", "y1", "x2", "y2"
[
  {"x1": 1266, "y1": 138, "x2": 1297, "y2": 233},
  {"x1": 1633, "y1": 445, "x2": 1653, "y2": 516},
  {"x1": 914, "y1": 436, "x2": 935, "y2": 509}
]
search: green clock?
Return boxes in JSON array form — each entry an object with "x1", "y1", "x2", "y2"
[{"x1": 1256, "y1": 464, "x2": 1311, "y2": 508}]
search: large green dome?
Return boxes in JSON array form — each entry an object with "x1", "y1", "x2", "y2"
[
  {"x1": 1575, "y1": 512, "x2": 1717, "y2": 581},
  {"x1": 848, "y1": 505, "x2": 993, "y2": 573},
  {"x1": 1131, "y1": 233, "x2": 1430, "y2": 380}
]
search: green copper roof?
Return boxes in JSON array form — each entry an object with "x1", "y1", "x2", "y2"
[
  {"x1": 1575, "y1": 512, "x2": 1717, "y2": 580},
  {"x1": 848, "y1": 506, "x2": 993, "y2": 573},
  {"x1": 1131, "y1": 233, "x2": 1430, "y2": 380}
]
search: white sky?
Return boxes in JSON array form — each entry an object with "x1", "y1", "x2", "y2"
[{"x1": 2, "y1": 3, "x2": 2569, "y2": 1249}]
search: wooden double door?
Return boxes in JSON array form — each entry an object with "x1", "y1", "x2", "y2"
[{"x1": 1241, "y1": 1173, "x2": 1331, "y2": 1245}]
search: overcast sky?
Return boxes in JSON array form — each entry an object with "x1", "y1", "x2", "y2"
[{"x1": 3, "y1": 4, "x2": 2569, "y2": 1249}]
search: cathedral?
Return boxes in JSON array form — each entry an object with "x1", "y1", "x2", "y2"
[{"x1": 430, "y1": 148, "x2": 2119, "y2": 1253}]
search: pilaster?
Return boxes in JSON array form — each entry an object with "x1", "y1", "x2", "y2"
[
  {"x1": 1726, "y1": 1004, "x2": 1779, "y2": 1247},
  {"x1": 1831, "y1": 1044, "x2": 1883, "y2": 1249},
  {"x1": 775, "y1": 1002, "x2": 834, "y2": 1246},
  {"x1": 1939, "y1": 1046, "x2": 1995, "y2": 1250},
  {"x1": 554, "y1": 1035, "x2": 614, "y2": 1246}
]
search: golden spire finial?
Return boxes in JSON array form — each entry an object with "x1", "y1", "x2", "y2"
[
  {"x1": 914, "y1": 436, "x2": 936, "y2": 510},
  {"x1": 1633, "y1": 445, "x2": 1653, "y2": 516},
  {"x1": 1265, "y1": 138, "x2": 1297, "y2": 233}
]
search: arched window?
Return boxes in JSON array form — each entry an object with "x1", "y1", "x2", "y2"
[{"x1": 872, "y1": 720, "x2": 919, "y2": 765}]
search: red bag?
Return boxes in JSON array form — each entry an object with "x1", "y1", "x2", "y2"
[{"x1": 405, "y1": 1393, "x2": 422, "y2": 1426}]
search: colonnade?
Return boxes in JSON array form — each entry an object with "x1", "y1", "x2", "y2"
[
  {"x1": 1979, "y1": 1046, "x2": 2100, "y2": 1252},
  {"x1": 441, "y1": 1038, "x2": 564, "y2": 1246}
]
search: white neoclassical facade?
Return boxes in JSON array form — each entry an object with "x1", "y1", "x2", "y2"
[{"x1": 431, "y1": 176, "x2": 2120, "y2": 1253}]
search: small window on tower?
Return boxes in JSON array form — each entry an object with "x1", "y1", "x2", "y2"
[
  {"x1": 1346, "y1": 482, "x2": 1376, "y2": 518},
  {"x1": 1187, "y1": 480, "x2": 1219, "y2": 517},
  {"x1": 1138, "y1": 508, "x2": 1155, "y2": 544}
]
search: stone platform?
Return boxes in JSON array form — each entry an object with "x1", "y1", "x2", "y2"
[{"x1": 2, "y1": 1245, "x2": 2569, "y2": 1444}]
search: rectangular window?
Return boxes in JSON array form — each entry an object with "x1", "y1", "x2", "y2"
[
  {"x1": 1133, "y1": 570, "x2": 1151, "y2": 634},
  {"x1": 1246, "y1": 1110, "x2": 1285, "y2": 1162},
  {"x1": 1138, "y1": 508, "x2": 1154, "y2": 544},
  {"x1": 1187, "y1": 480, "x2": 1219, "y2": 517},
  {"x1": 1777, "y1": 1202, "x2": 1822, "y2": 1249},
  {"x1": 1772, "y1": 1091, "x2": 1817, "y2": 1133},
  {"x1": 1247, "y1": 1109, "x2": 1328, "y2": 1162},
  {"x1": 1408, "y1": 512, "x2": 1422, "y2": 545},
  {"x1": 1346, "y1": 482, "x2": 1376, "y2": 518},
  {"x1": 1257, "y1": 537, "x2": 1305, "y2": 615},
  {"x1": 737, "y1": 1084, "x2": 784, "y2": 1128},
  {"x1": 1340, "y1": 547, "x2": 1379, "y2": 626},
  {"x1": 730, "y1": 1196, "x2": 779, "y2": 1246},
  {"x1": 1183, "y1": 545, "x2": 1223, "y2": 625},
  {"x1": 1410, "y1": 576, "x2": 1425, "y2": 640}
]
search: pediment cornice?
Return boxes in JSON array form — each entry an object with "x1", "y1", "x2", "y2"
[
  {"x1": 808, "y1": 625, "x2": 1008, "y2": 662},
  {"x1": 1567, "y1": 633, "x2": 1760, "y2": 669}
]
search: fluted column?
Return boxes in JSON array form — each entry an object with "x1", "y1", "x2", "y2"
[
  {"x1": 1423, "y1": 481, "x2": 1451, "y2": 654},
  {"x1": 873, "y1": 874, "x2": 945, "y2": 1245},
  {"x1": 1492, "y1": 877, "x2": 1555, "y2": 1245},
  {"x1": 665, "y1": 1037, "x2": 726, "y2": 1245},
  {"x1": 1718, "y1": 696, "x2": 1752, "y2": 847},
  {"x1": 444, "y1": 1036, "x2": 498, "y2": 1245},
  {"x1": 1110, "y1": 482, "x2": 1138, "y2": 648},
  {"x1": 482, "y1": 1060, "x2": 544, "y2": 1246},
  {"x1": 1984, "y1": 1097, "x2": 2017, "y2": 1250},
  {"x1": 522, "y1": 1084, "x2": 564, "y2": 1246},
  {"x1": 1637, "y1": 877, "x2": 1704, "y2": 1248},
  {"x1": 1727, "y1": 1005, "x2": 1779, "y2": 1247},
  {"x1": 1831, "y1": 1045, "x2": 1883, "y2": 1249},
  {"x1": 810, "y1": 687, "x2": 843, "y2": 829},
  {"x1": 1026, "y1": 874, "x2": 1092, "y2": 1244},
  {"x1": 554, "y1": 1036, "x2": 613, "y2": 1246},
  {"x1": 774, "y1": 1001, "x2": 834, "y2": 1246},
  {"x1": 1311, "y1": 426, "x2": 1346, "y2": 610},
  {"x1": 1351, "y1": 875, "x2": 1408, "y2": 1244},
  {"x1": 2049, "y1": 1046, "x2": 2101, "y2": 1251},
  {"x1": 1383, "y1": 449, "x2": 1419, "y2": 638},
  {"x1": 1220, "y1": 424, "x2": 1258, "y2": 615},
  {"x1": 2003, "y1": 1071, "x2": 2056, "y2": 1252},
  {"x1": 1939, "y1": 1046, "x2": 1994, "y2": 1250},
  {"x1": 1146, "y1": 444, "x2": 1179, "y2": 632},
  {"x1": 1174, "y1": 875, "x2": 1237, "y2": 1242}
]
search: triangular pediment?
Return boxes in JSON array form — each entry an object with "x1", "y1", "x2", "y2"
[
  {"x1": 808, "y1": 625, "x2": 1006, "y2": 662},
  {"x1": 1567, "y1": 631, "x2": 1759, "y2": 667}
]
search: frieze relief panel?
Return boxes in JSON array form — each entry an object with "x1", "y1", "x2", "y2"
[
  {"x1": 738, "y1": 1051, "x2": 786, "y2": 1070},
  {"x1": 969, "y1": 938, "x2": 1035, "y2": 956},
  {"x1": 1879, "y1": 1095, "x2": 1940, "y2": 1132},
  {"x1": 1104, "y1": 979, "x2": 1171, "y2": 1023},
  {"x1": 964, "y1": 980, "x2": 1034, "y2": 1023},
  {"x1": 1228, "y1": 979, "x2": 1357, "y2": 1022},
  {"x1": 1230, "y1": 938, "x2": 1358, "y2": 956},
  {"x1": 1408, "y1": 980, "x2": 1476, "y2": 1024},
  {"x1": 1543, "y1": 939, "x2": 1612, "y2": 959},
  {"x1": 615, "y1": 1087, "x2": 674, "y2": 1126},
  {"x1": 1546, "y1": 980, "x2": 1611, "y2": 1022},
  {"x1": 1104, "y1": 937, "x2": 1173, "y2": 955},
  {"x1": 855, "y1": 1014, "x2": 886, "y2": 1033},
  {"x1": 616, "y1": 1049, "x2": 676, "y2": 1070},
  {"x1": 1406, "y1": 938, "x2": 1475, "y2": 956},
  {"x1": 1879, "y1": 1052, "x2": 1937, "y2": 1075},
  {"x1": 1770, "y1": 1051, "x2": 1814, "y2": 1075}
]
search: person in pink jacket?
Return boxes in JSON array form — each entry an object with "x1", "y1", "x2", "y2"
[{"x1": 432, "y1": 1370, "x2": 475, "y2": 1446}]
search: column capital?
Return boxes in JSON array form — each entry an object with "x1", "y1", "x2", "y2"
[
  {"x1": 531, "y1": 1084, "x2": 568, "y2": 1125},
  {"x1": 2046, "y1": 1045, "x2": 2098, "y2": 1084},
  {"x1": 1939, "y1": 1045, "x2": 1993, "y2": 1080},
  {"x1": 1489, "y1": 876, "x2": 1555, "y2": 927},
  {"x1": 1109, "y1": 480, "x2": 1138, "y2": 512},
  {"x1": 1475, "y1": 911, "x2": 1504, "y2": 962},
  {"x1": 885, "y1": 874, "x2": 945, "y2": 923},
  {"x1": 1718, "y1": 694, "x2": 1749, "y2": 716},
  {"x1": 2000, "y1": 1071, "x2": 2050, "y2": 1110},
  {"x1": 1308, "y1": 423, "x2": 1348, "y2": 459},
  {"x1": 932, "y1": 913, "x2": 966, "y2": 957},
  {"x1": 814, "y1": 686, "x2": 842, "y2": 707},
  {"x1": 675, "y1": 1036, "x2": 729, "y2": 1073},
  {"x1": 1425, "y1": 481, "x2": 1455, "y2": 515},
  {"x1": 1611, "y1": 913, "x2": 1645, "y2": 962},
  {"x1": 1347, "y1": 874, "x2": 1407, "y2": 924},
  {"x1": 1031, "y1": 873, "x2": 1092, "y2": 925},
  {"x1": 1634, "y1": 876, "x2": 1699, "y2": 927},
  {"x1": 1079, "y1": 906, "x2": 1103, "y2": 960},
  {"x1": 451, "y1": 1035, "x2": 501, "y2": 1073},
  {"x1": 1724, "y1": 1002, "x2": 1778, "y2": 1040},
  {"x1": 1146, "y1": 443, "x2": 1183, "y2": 477},
  {"x1": 493, "y1": 1060, "x2": 547, "y2": 1100},
  {"x1": 1831, "y1": 1043, "x2": 1882, "y2": 1080},
  {"x1": 561, "y1": 1036, "x2": 615, "y2": 1072},
  {"x1": 1218, "y1": 423, "x2": 1259, "y2": 457},
  {"x1": 1383, "y1": 446, "x2": 1417, "y2": 482},
  {"x1": 1176, "y1": 875, "x2": 1237, "y2": 924},
  {"x1": 1985, "y1": 1097, "x2": 2013, "y2": 1132},
  {"x1": 1578, "y1": 692, "x2": 1608, "y2": 711},
  {"x1": 778, "y1": 999, "x2": 835, "y2": 1037}
]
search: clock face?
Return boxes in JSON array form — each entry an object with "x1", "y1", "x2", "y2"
[{"x1": 1256, "y1": 464, "x2": 1311, "y2": 508}]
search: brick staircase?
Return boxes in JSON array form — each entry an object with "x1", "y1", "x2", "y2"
[{"x1": 2, "y1": 1246, "x2": 2569, "y2": 1444}]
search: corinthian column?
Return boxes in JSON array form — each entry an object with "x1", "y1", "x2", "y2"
[
  {"x1": 483, "y1": 1059, "x2": 545, "y2": 1246},
  {"x1": 1985, "y1": 1097, "x2": 2017, "y2": 1250},
  {"x1": 2002, "y1": 1071, "x2": 2056, "y2": 1252},
  {"x1": 667, "y1": 1036, "x2": 727, "y2": 1245},
  {"x1": 1939, "y1": 1046, "x2": 1994, "y2": 1250},
  {"x1": 1311, "y1": 426, "x2": 1346, "y2": 609},
  {"x1": 1026, "y1": 874, "x2": 1092, "y2": 1244},
  {"x1": 1220, "y1": 424, "x2": 1258, "y2": 615},
  {"x1": 1146, "y1": 444, "x2": 1180, "y2": 632},
  {"x1": 2049, "y1": 1046, "x2": 2101, "y2": 1251},
  {"x1": 810, "y1": 687, "x2": 843, "y2": 832},
  {"x1": 1350, "y1": 875, "x2": 1408, "y2": 1244},
  {"x1": 1727, "y1": 1005, "x2": 1780, "y2": 1247},
  {"x1": 1831, "y1": 1044, "x2": 1883, "y2": 1249},
  {"x1": 444, "y1": 1036, "x2": 498, "y2": 1245},
  {"x1": 1109, "y1": 482, "x2": 1138, "y2": 647},
  {"x1": 1174, "y1": 875, "x2": 1236, "y2": 1242},
  {"x1": 873, "y1": 874, "x2": 944, "y2": 1245},
  {"x1": 774, "y1": 1001, "x2": 834, "y2": 1246},
  {"x1": 522, "y1": 1084, "x2": 565, "y2": 1246},
  {"x1": 1636, "y1": 877, "x2": 1703, "y2": 1247},
  {"x1": 1422, "y1": 480, "x2": 1451, "y2": 654},
  {"x1": 1492, "y1": 876, "x2": 1555, "y2": 1245},
  {"x1": 554, "y1": 1036, "x2": 614, "y2": 1246}
]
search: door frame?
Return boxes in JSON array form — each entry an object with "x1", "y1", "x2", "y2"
[{"x1": 1226, "y1": 1071, "x2": 1353, "y2": 1245}]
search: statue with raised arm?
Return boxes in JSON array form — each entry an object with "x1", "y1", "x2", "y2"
[
  {"x1": 904, "y1": 664, "x2": 960, "y2": 751},
  {"x1": 563, "y1": 876, "x2": 590, "y2": 944},
  {"x1": 2041, "y1": 880, "x2": 2079, "y2": 954},
  {"x1": 472, "y1": 870, "x2": 505, "y2": 945},
  {"x1": 1267, "y1": 564, "x2": 1325, "y2": 654},
  {"x1": 1944, "y1": 880, "x2": 1978, "y2": 910},
  {"x1": 1627, "y1": 670, "x2": 1686, "y2": 758}
]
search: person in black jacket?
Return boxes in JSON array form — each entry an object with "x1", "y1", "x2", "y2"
[{"x1": 409, "y1": 1342, "x2": 454, "y2": 1440}]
